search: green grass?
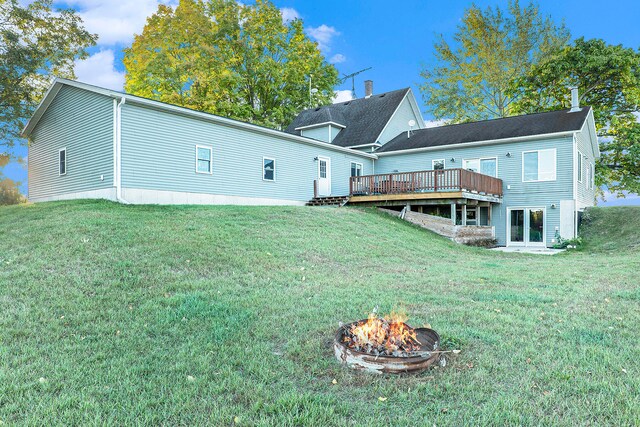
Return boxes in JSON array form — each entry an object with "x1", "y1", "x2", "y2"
[
  {"x1": 580, "y1": 206, "x2": 640, "y2": 252},
  {"x1": 1, "y1": 200, "x2": 639, "y2": 426}
]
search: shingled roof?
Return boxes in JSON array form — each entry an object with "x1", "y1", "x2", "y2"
[
  {"x1": 285, "y1": 88, "x2": 410, "y2": 148},
  {"x1": 377, "y1": 107, "x2": 592, "y2": 153}
]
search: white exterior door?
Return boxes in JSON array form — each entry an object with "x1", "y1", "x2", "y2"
[
  {"x1": 507, "y1": 207, "x2": 546, "y2": 247},
  {"x1": 317, "y1": 157, "x2": 331, "y2": 196}
]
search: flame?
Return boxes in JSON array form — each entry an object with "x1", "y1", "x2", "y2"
[{"x1": 343, "y1": 311, "x2": 422, "y2": 356}]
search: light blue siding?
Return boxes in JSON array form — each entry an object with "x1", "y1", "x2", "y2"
[
  {"x1": 575, "y1": 128, "x2": 597, "y2": 208},
  {"x1": 377, "y1": 96, "x2": 422, "y2": 144},
  {"x1": 120, "y1": 103, "x2": 373, "y2": 201},
  {"x1": 376, "y1": 135, "x2": 575, "y2": 246},
  {"x1": 28, "y1": 86, "x2": 114, "y2": 200},
  {"x1": 301, "y1": 126, "x2": 330, "y2": 143}
]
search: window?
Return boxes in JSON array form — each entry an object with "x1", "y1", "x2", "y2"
[
  {"x1": 577, "y1": 152, "x2": 583, "y2": 183},
  {"x1": 463, "y1": 157, "x2": 497, "y2": 177},
  {"x1": 59, "y1": 148, "x2": 66, "y2": 175},
  {"x1": 523, "y1": 149, "x2": 556, "y2": 182},
  {"x1": 196, "y1": 145, "x2": 212, "y2": 174},
  {"x1": 319, "y1": 159, "x2": 327, "y2": 178},
  {"x1": 350, "y1": 162, "x2": 363, "y2": 177},
  {"x1": 432, "y1": 159, "x2": 445, "y2": 170},
  {"x1": 590, "y1": 163, "x2": 595, "y2": 189},
  {"x1": 263, "y1": 157, "x2": 275, "y2": 181}
]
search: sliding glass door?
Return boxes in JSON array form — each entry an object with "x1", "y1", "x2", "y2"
[{"x1": 508, "y1": 208, "x2": 545, "y2": 246}]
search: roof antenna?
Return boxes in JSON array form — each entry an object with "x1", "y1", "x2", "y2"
[
  {"x1": 407, "y1": 119, "x2": 416, "y2": 138},
  {"x1": 339, "y1": 67, "x2": 372, "y2": 99}
]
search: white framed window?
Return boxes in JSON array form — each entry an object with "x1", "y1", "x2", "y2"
[
  {"x1": 577, "y1": 151, "x2": 583, "y2": 183},
  {"x1": 350, "y1": 162, "x2": 363, "y2": 177},
  {"x1": 463, "y1": 157, "x2": 497, "y2": 177},
  {"x1": 585, "y1": 161, "x2": 590, "y2": 190},
  {"x1": 59, "y1": 148, "x2": 67, "y2": 176},
  {"x1": 263, "y1": 157, "x2": 275, "y2": 181},
  {"x1": 432, "y1": 159, "x2": 445, "y2": 170},
  {"x1": 195, "y1": 145, "x2": 212, "y2": 174},
  {"x1": 590, "y1": 163, "x2": 595, "y2": 190},
  {"x1": 523, "y1": 149, "x2": 556, "y2": 182}
]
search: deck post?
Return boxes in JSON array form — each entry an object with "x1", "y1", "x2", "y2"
[
  {"x1": 462, "y1": 204, "x2": 467, "y2": 226},
  {"x1": 450, "y1": 203, "x2": 456, "y2": 225}
]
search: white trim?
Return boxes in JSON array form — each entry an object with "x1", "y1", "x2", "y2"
[
  {"x1": 195, "y1": 145, "x2": 213, "y2": 174},
  {"x1": 506, "y1": 207, "x2": 547, "y2": 247},
  {"x1": 262, "y1": 156, "x2": 276, "y2": 182},
  {"x1": 21, "y1": 82, "x2": 61, "y2": 138},
  {"x1": 432, "y1": 158, "x2": 445, "y2": 170},
  {"x1": 112, "y1": 99, "x2": 117, "y2": 187},
  {"x1": 58, "y1": 148, "x2": 67, "y2": 176},
  {"x1": 522, "y1": 148, "x2": 557, "y2": 182},
  {"x1": 350, "y1": 161, "x2": 363, "y2": 177},
  {"x1": 115, "y1": 96, "x2": 127, "y2": 203},
  {"x1": 462, "y1": 156, "x2": 498, "y2": 177},
  {"x1": 23, "y1": 78, "x2": 376, "y2": 159},
  {"x1": 120, "y1": 188, "x2": 306, "y2": 206},
  {"x1": 377, "y1": 130, "x2": 574, "y2": 156},
  {"x1": 348, "y1": 142, "x2": 382, "y2": 149},
  {"x1": 294, "y1": 121, "x2": 346, "y2": 130}
]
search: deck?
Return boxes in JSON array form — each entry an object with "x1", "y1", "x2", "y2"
[{"x1": 349, "y1": 169, "x2": 503, "y2": 204}]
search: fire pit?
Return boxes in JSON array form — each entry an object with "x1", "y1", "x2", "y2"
[{"x1": 334, "y1": 313, "x2": 441, "y2": 374}]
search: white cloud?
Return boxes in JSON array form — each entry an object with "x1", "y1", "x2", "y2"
[
  {"x1": 329, "y1": 54, "x2": 346, "y2": 64},
  {"x1": 66, "y1": 0, "x2": 179, "y2": 45},
  {"x1": 74, "y1": 49, "x2": 125, "y2": 90},
  {"x1": 306, "y1": 24, "x2": 340, "y2": 52},
  {"x1": 333, "y1": 90, "x2": 353, "y2": 104},
  {"x1": 280, "y1": 7, "x2": 300, "y2": 23}
]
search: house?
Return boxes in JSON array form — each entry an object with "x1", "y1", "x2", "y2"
[{"x1": 23, "y1": 78, "x2": 599, "y2": 248}]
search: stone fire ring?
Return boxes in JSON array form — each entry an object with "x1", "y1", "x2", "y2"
[{"x1": 334, "y1": 320, "x2": 442, "y2": 374}]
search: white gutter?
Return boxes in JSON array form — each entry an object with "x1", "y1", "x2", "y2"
[
  {"x1": 376, "y1": 130, "x2": 575, "y2": 156},
  {"x1": 114, "y1": 96, "x2": 129, "y2": 204}
]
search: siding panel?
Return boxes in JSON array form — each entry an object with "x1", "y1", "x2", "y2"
[
  {"x1": 120, "y1": 103, "x2": 373, "y2": 202},
  {"x1": 28, "y1": 86, "x2": 114, "y2": 200},
  {"x1": 378, "y1": 96, "x2": 422, "y2": 144}
]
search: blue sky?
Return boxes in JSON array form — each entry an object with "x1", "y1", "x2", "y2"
[{"x1": 5, "y1": 0, "x2": 640, "y2": 204}]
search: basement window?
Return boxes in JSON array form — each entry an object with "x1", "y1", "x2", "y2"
[
  {"x1": 196, "y1": 145, "x2": 212, "y2": 174},
  {"x1": 263, "y1": 157, "x2": 275, "y2": 181},
  {"x1": 59, "y1": 148, "x2": 66, "y2": 175}
]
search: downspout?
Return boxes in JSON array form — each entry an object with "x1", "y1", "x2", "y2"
[
  {"x1": 572, "y1": 132, "x2": 578, "y2": 238},
  {"x1": 115, "y1": 96, "x2": 129, "y2": 204}
]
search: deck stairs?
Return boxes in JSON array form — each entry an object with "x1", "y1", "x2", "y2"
[{"x1": 306, "y1": 195, "x2": 350, "y2": 207}]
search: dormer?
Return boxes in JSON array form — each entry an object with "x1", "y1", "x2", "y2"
[{"x1": 295, "y1": 121, "x2": 346, "y2": 143}]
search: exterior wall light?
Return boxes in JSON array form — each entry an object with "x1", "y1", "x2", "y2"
[
  {"x1": 450, "y1": 158, "x2": 455, "y2": 163},
  {"x1": 506, "y1": 152, "x2": 512, "y2": 157}
]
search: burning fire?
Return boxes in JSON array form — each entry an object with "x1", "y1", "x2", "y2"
[{"x1": 343, "y1": 311, "x2": 422, "y2": 357}]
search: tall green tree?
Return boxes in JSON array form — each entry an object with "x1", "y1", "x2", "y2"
[
  {"x1": 513, "y1": 38, "x2": 640, "y2": 196},
  {"x1": 0, "y1": 0, "x2": 97, "y2": 153},
  {"x1": 124, "y1": 0, "x2": 338, "y2": 130},
  {"x1": 419, "y1": 0, "x2": 569, "y2": 123}
]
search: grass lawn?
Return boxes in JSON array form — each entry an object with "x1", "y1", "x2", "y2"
[{"x1": 1, "y1": 200, "x2": 639, "y2": 425}]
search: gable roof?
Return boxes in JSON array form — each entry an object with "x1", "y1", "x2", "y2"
[
  {"x1": 377, "y1": 107, "x2": 592, "y2": 153},
  {"x1": 285, "y1": 88, "x2": 412, "y2": 148},
  {"x1": 21, "y1": 78, "x2": 376, "y2": 159}
]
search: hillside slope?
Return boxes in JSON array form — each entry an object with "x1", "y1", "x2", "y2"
[
  {"x1": 580, "y1": 206, "x2": 640, "y2": 251},
  {"x1": 0, "y1": 201, "x2": 638, "y2": 425}
]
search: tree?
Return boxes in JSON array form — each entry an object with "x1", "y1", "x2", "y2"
[
  {"x1": 0, "y1": 0, "x2": 97, "y2": 154},
  {"x1": 419, "y1": 0, "x2": 569, "y2": 123},
  {"x1": 124, "y1": 0, "x2": 338, "y2": 130},
  {"x1": 513, "y1": 38, "x2": 640, "y2": 196}
]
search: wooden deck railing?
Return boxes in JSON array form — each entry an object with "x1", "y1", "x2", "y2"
[{"x1": 349, "y1": 168, "x2": 503, "y2": 197}]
